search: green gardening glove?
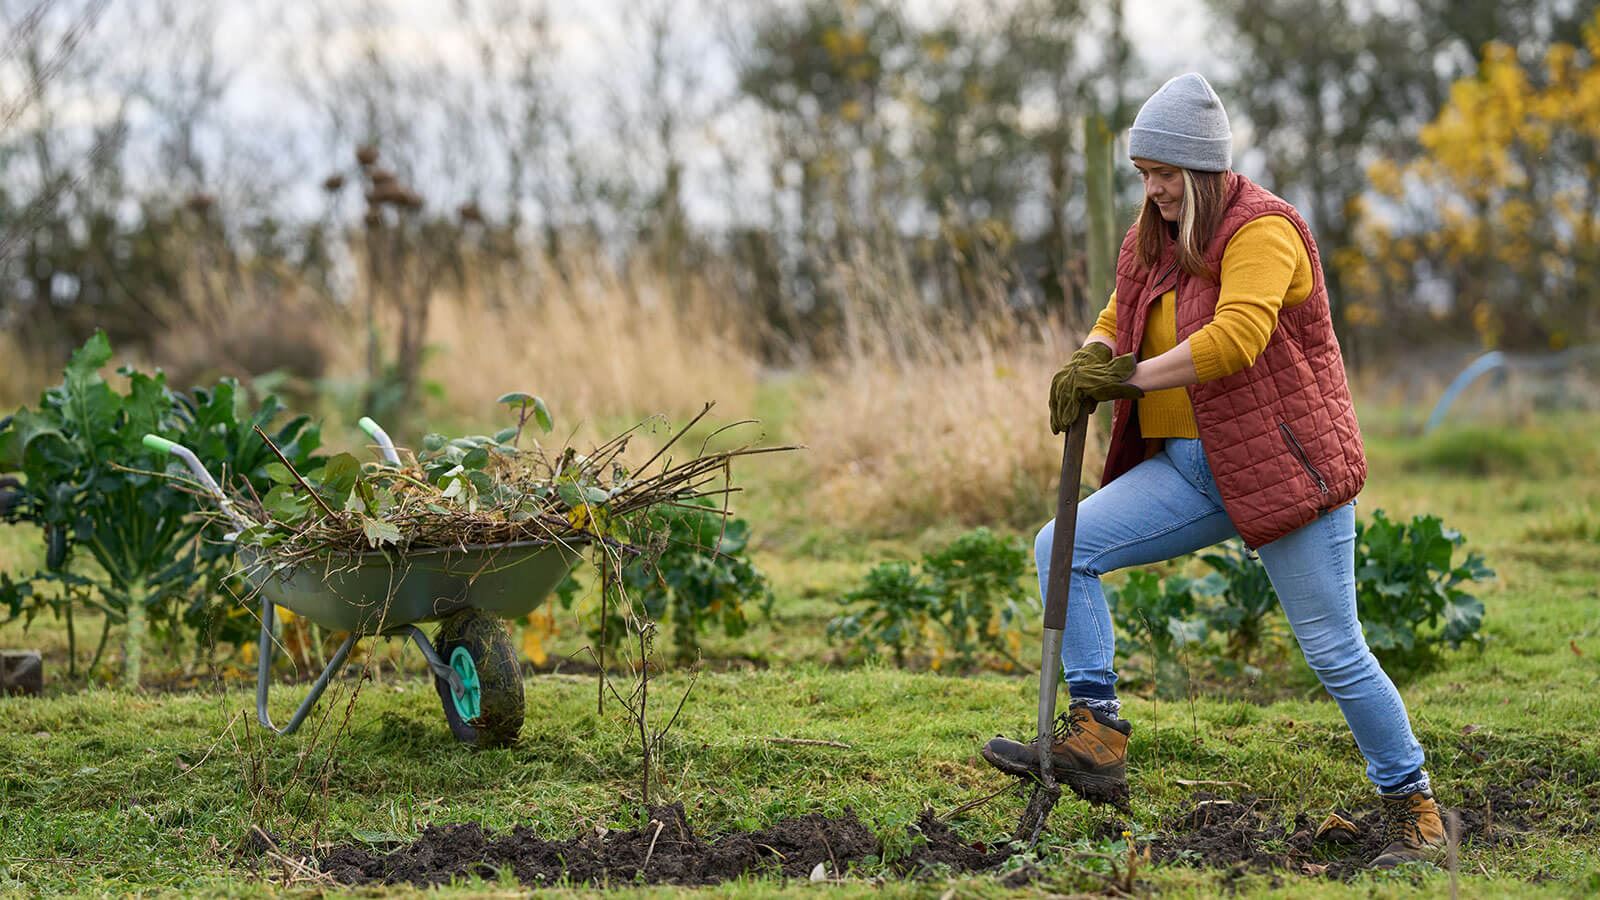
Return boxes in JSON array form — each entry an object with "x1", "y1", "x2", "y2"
[
  {"x1": 1083, "y1": 365, "x2": 1144, "y2": 404},
  {"x1": 1049, "y1": 344, "x2": 1109, "y2": 434},
  {"x1": 1049, "y1": 344, "x2": 1142, "y2": 433}
]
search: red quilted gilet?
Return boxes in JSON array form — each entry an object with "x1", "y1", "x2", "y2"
[{"x1": 1101, "y1": 173, "x2": 1365, "y2": 548}]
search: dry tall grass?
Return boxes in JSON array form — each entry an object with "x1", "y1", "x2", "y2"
[
  {"x1": 786, "y1": 237, "x2": 1099, "y2": 533},
  {"x1": 0, "y1": 333, "x2": 56, "y2": 409},
  {"x1": 793, "y1": 335, "x2": 1093, "y2": 533},
  {"x1": 143, "y1": 244, "x2": 763, "y2": 437},
  {"x1": 148, "y1": 257, "x2": 335, "y2": 392},
  {"x1": 401, "y1": 254, "x2": 762, "y2": 429}
]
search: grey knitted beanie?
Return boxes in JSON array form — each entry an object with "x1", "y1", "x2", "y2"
[{"x1": 1128, "y1": 73, "x2": 1232, "y2": 172}]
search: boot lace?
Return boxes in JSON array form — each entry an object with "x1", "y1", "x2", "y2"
[
  {"x1": 1382, "y1": 797, "x2": 1422, "y2": 846},
  {"x1": 1050, "y1": 709, "x2": 1087, "y2": 741}
]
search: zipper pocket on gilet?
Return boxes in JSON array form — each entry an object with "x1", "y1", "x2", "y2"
[{"x1": 1278, "y1": 421, "x2": 1330, "y2": 494}]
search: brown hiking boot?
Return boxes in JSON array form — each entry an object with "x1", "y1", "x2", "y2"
[
  {"x1": 1369, "y1": 789, "x2": 1447, "y2": 868},
  {"x1": 981, "y1": 701, "x2": 1130, "y2": 807}
]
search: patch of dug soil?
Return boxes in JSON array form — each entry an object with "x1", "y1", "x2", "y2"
[
  {"x1": 313, "y1": 803, "x2": 885, "y2": 888},
  {"x1": 895, "y1": 809, "x2": 1014, "y2": 875},
  {"x1": 1150, "y1": 783, "x2": 1550, "y2": 882}
]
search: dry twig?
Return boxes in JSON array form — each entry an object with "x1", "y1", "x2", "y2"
[
  {"x1": 766, "y1": 737, "x2": 853, "y2": 749},
  {"x1": 1174, "y1": 778, "x2": 1252, "y2": 790},
  {"x1": 941, "y1": 781, "x2": 1018, "y2": 820}
]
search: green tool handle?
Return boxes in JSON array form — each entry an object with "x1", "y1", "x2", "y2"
[
  {"x1": 141, "y1": 433, "x2": 254, "y2": 531},
  {"x1": 357, "y1": 416, "x2": 401, "y2": 465}
]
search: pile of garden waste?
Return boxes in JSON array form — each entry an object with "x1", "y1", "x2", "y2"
[{"x1": 220, "y1": 400, "x2": 775, "y2": 573}]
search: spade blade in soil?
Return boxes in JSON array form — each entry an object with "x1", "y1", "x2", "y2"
[{"x1": 1010, "y1": 781, "x2": 1061, "y2": 848}]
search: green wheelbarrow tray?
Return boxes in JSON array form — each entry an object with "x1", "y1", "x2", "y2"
[
  {"x1": 241, "y1": 538, "x2": 584, "y2": 634},
  {"x1": 142, "y1": 423, "x2": 590, "y2": 743},
  {"x1": 240, "y1": 537, "x2": 586, "y2": 741}
]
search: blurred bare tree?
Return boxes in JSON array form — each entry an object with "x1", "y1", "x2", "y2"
[
  {"x1": 737, "y1": 0, "x2": 906, "y2": 350},
  {"x1": 1, "y1": 0, "x2": 123, "y2": 351}
]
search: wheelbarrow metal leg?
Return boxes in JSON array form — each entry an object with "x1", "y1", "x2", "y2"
[
  {"x1": 256, "y1": 596, "x2": 359, "y2": 735},
  {"x1": 398, "y1": 624, "x2": 467, "y2": 700},
  {"x1": 255, "y1": 595, "x2": 275, "y2": 726}
]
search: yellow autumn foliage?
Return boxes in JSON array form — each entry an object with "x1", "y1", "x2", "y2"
[
  {"x1": 520, "y1": 608, "x2": 556, "y2": 667},
  {"x1": 1339, "y1": 9, "x2": 1600, "y2": 349}
]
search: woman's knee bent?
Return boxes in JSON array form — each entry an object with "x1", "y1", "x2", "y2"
[
  {"x1": 1034, "y1": 520, "x2": 1055, "y2": 573},
  {"x1": 1036, "y1": 516, "x2": 1104, "y2": 580}
]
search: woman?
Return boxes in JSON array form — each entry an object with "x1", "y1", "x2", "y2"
[{"x1": 979, "y1": 73, "x2": 1444, "y2": 869}]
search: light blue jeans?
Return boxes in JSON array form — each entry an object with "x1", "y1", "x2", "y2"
[{"x1": 1035, "y1": 437, "x2": 1426, "y2": 792}]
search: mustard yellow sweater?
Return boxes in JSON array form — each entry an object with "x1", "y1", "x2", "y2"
[{"x1": 1088, "y1": 215, "x2": 1314, "y2": 438}]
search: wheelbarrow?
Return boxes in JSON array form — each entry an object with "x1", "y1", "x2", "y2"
[{"x1": 143, "y1": 417, "x2": 585, "y2": 747}]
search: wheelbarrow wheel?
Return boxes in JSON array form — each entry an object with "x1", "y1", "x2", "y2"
[{"x1": 432, "y1": 609, "x2": 523, "y2": 748}]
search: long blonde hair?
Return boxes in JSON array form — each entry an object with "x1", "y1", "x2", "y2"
[{"x1": 1135, "y1": 168, "x2": 1227, "y2": 279}]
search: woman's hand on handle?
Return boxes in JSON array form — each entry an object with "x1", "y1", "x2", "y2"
[{"x1": 1051, "y1": 340, "x2": 1147, "y2": 432}]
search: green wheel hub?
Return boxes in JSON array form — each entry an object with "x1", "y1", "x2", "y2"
[
  {"x1": 448, "y1": 646, "x2": 481, "y2": 720},
  {"x1": 433, "y1": 609, "x2": 522, "y2": 747}
]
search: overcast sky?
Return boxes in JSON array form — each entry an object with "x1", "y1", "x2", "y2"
[{"x1": 11, "y1": 0, "x2": 1230, "y2": 229}]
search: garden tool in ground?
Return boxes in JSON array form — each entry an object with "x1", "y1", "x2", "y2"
[
  {"x1": 1008, "y1": 410, "x2": 1089, "y2": 847},
  {"x1": 982, "y1": 700, "x2": 1131, "y2": 802}
]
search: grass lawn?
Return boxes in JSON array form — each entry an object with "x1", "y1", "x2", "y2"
[{"x1": 3, "y1": 413, "x2": 1598, "y2": 896}]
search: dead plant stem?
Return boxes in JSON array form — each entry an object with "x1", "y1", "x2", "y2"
[
  {"x1": 633, "y1": 403, "x2": 714, "y2": 477},
  {"x1": 598, "y1": 563, "x2": 609, "y2": 715},
  {"x1": 940, "y1": 781, "x2": 1015, "y2": 820},
  {"x1": 174, "y1": 708, "x2": 244, "y2": 781},
  {"x1": 638, "y1": 624, "x2": 650, "y2": 814},
  {"x1": 651, "y1": 662, "x2": 699, "y2": 755},
  {"x1": 1447, "y1": 809, "x2": 1461, "y2": 900},
  {"x1": 252, "y1": 425, "x2": 336, "y2": 518},
  {"x1": 767, "y1": 737, "x2": 852, "y2": 749}
]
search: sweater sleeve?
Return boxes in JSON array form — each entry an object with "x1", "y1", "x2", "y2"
[
  {"x1": 1189, "y1": 215, "x2": 1304, "y2": 383},
  {"x1": 1088, "y1": 291, "x2": 1117, "y2": 343}
]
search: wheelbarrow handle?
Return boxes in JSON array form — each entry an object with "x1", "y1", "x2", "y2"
[
  {"x1": 357, "y1": 416, "x2": 401, "y2": 465},
  {"x1": 142, "y1": 434, "x2": 254, "y2": 532},
  {"x1": 1036, "y1": 411, "x2": 1090, "y2": 782}
]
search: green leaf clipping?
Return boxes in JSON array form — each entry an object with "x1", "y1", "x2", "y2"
[
  {"x1": 319, "y1": 453, "x2": 362, "y2": 498},
  {"x1": 362, "y1": 517, "x2": 401, "y2": 548},
  {"x1": 531, "y1": 397, "x2": 553, "y2": 433}
]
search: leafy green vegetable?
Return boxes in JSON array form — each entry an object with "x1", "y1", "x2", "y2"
[
  {"x1": 1106, "y1": 569, "x2": 1209, "y2": 697},
  {"x1": 827, "y1": 561, "x2": 939, "y2": 669},
  {"x1": 0, "y1": 332, "x2": 320, "y2": 683},
  {"x1": 1097, "y1": 509, "x2": 1492, "y2": 690},
  {"x1": 1354, "y1": 510, "x2": 1493, "y2": 668},
  {"x1": 828, "y1": 528, "x2": 1032, "y2": 671},
  {"x1": 557, "y1": 499, "x2": 772, "y2": 663},
  {"x1": 1198, "y1": 540, "x2": 1280, "y2": 666}
]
